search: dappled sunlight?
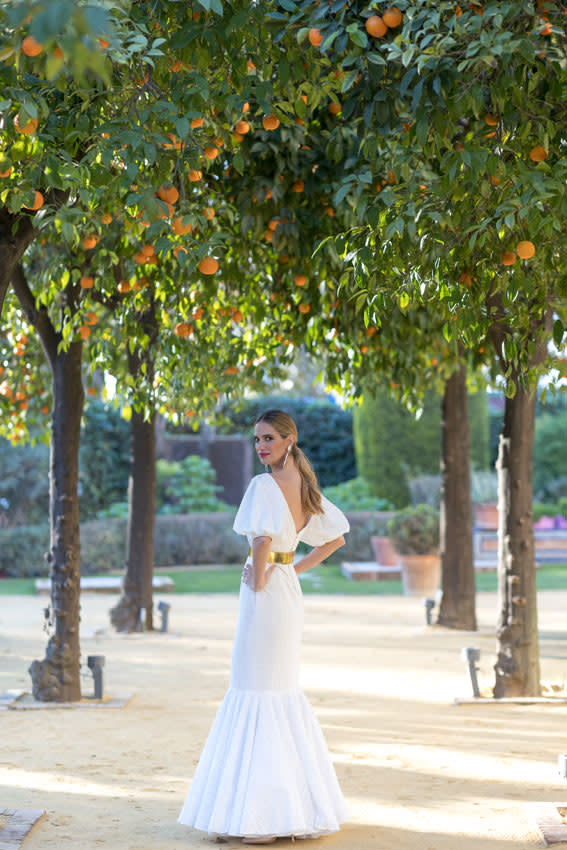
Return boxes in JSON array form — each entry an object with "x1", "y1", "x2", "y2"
[{"x1": 0, "y1": 766, "x2": 181, "y2": 800}]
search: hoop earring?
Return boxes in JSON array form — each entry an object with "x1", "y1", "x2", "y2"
[{"x1": 282, "y1": 444, "x2": 291, "y2": 468}]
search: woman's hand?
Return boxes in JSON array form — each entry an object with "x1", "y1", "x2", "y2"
[{"x1": 242, "y1": 561, "x2": 277, "y2": 591}]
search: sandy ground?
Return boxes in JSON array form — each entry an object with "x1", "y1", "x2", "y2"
[{"x1": 1, "y1": 588, "x2": 567, "y2": 850}]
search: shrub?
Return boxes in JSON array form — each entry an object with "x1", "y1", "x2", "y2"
[
  {"x1": 534, "y1": 412, "x2": 567, "y2": 499},
  {"x1": 387, "y1": 504, "x2": 440, "y2": 555},
  {"x1": 157, "y1": 455, "x2": 230, "y2": 513},
  {"x1": 0, "y1": 438, "x2": 49, "y2": 526},
  {"x1": 0, "y1": 510, "x2": 394, "y2": 577},
  {"x1": 323, "y1": 477, "x2": 392, "y2": 511},
  {"x1": 79, "y1": 400, "x2": 130, "y2": 519}
]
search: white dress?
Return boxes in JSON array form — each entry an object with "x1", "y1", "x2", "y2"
[{"x1": 178, "y1": 472, "x2": 351, "y2": 839}]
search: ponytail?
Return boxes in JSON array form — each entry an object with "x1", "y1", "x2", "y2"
[
  {"x1": 291, "y1": 444, "x2": 323, "y2": 516},
  {"x1": 255, "y1": 408, "x2": 324, "y2": 516}
]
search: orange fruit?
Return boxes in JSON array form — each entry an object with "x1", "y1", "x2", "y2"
[
  {"x1": 82, "y1": 234, "x2": 98, "y2": 250},
  {"x1": 225, "y1": 366, "x2": 238, "y2": 375},
  {"x1": 268, "y1": 219, "x2": 280, "y2": 231},
  {"x1": 264, "y1": 230, "x2": 273, "y2": 242},
  {"x1": 22, "y1": 35, "x2": 43, "y2": 56},
  {"x1": 298, "y1": 303, "x2": 311, "y2": 314},
  {"x1": 242, "y1": 102, "x2": 250, "y2": 113},
  {"x1": 541, "y1": 22, "x2": 552, "y2": 35},
  {"x1": 79, "y1": 325, "x2": 91, "y2": 339},
  {"x1": 382, "y1": 7, "x2": 403, "y2": 27},
  {"x1": 118, "y1": 280, "x2": 130, "y2": 293},
  {"x1": 232, "y1": 132, "x2": 244, "y2": 143},
  {"x1": 294, "y1": 274, "x2": 307, "y2": 286},
  {"x1": 325, "y1": 207, "x2": 334, "y2": 217},
  {"x1": 198, "y1": 256, "x2": 219, "y2": 275},
  {"x1": 202, "y1": 207, "x2": 215, "y2": 220},
  {"x1": 14, "y1": 114, "x2": 38, "y2": 134},
  {"x1": 80, "y1": 275, "x2": 95, "y2": 289},
  {"x1": 23, "y1": 190, "x2": 44, "y2": 211},
  {"x1": 188, "y1": 169, "x2": 202, "y2": 182},
  {"x1": 170, "y1": 60, "x2": 183, "y2": 72},
  {"x1": 173, "y1": 246, "x2": 188, "y2": 259},
  {"x1": 235, "y1": 120, "x2": 250, "y2": 134},
  {"x1": 485, "y1": 113, "x2": 498, "y2": 126},
  {"x1": 156, "y1": 201, "x2": 174, "y2": 219},
  {"x1": 366, "y1": 326, "x2": 377, "y2": 337},
  {"x1": 365, "y1": 15, "x2": 387, "y2": 37},
  {"x1": 262, "y1": 114, "x2": 280, "y2": 131},
  {"x1": 140, "y1": 243, "x2": 155, "y2": 258},
  {"x1": 0, "y1": 166, "x2": 12, "y2": 178},
  {"x1": 174, "y1": 322, "x2": 193, "y2": 338},
  {"x1": 308, "y1": 28, "x2": 323, "y2": 46},
  {"x1": 529, "y1": 145, "x2": 548, "y2": 162},
  {"x1": 190, "y1": 116, "x2": 204, "y2": 129},
  {"x1": 458, "y1": 270, "x2": 472, "y2": 287},
  {"x1": 86, "y1": 311, "x2": 98, "y2": 325},
  {"x1": 502, "y1": 251, "x2": 516, "y2": 266},
  {"x1": 101, "y1": 212, "x2": 113, "y2": 224},
  {"x1": 172, "y1": 217, "x2": 192, "y2": 235},
  {"x1": 232, "y1": 310, "x2": 243, "y2": 322},
  {"x1": 164, "y1": 133, "x2": 182, "y2": 150},
  {"x1": 360, "y1": 345, "x2": 369, "y2": 354},
  {"x1": 247, "y1": 59, "x2": 256, "y2": 71},
  {"x1": 41, "y1": 405, "x2": 50, "y2": 414},
  {"x1": 158, "y1": 184, "x2": 179, "y2": 204},
  {"x1": 516, "y1": 240, "x2": 535, "y2": 259},
  {"x1": 292, "y1": 179, "x2": 305, "y2": 192},
  {"x1": 98, "y1": 38, "x2": 109, "y2": 48},
  {"x1": 204, "y1": 145, "x2": 219, "y2": 159},
  {"x1": 328, "y1": 101, "x2": 341, "y2": 115}
]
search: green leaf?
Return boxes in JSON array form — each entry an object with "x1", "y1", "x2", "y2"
[{"x1": 553, "y1": 319, "x2": 564, "y2": 349}]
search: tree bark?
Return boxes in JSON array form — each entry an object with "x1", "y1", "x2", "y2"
[
  {"x1": 109, "y1": 407, "x2": 156, "y2": 632},
  {"x1": 13, "y1": 263, "x2": 85, "y2": 701},
  {"x1": 489, "y1": 303, "x2": 552, "y2": 698},
  {"x1": 437, "y1": 366, "x2": 477, "y2": 630},
  {"x1": 0, "y1": 210, "x2": 35, "y2": 317},
  {"x1": 493, "y1": 370, "x2": 541, "y2": 697},
  {"x1": 110, "y1": 306, "x2": 157, "y2": 633}
]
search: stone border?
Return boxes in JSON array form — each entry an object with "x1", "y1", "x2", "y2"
[
  {"x1": 4, "y1": 692, "x2": 133, "y2": 711},
  {"x1": 0, "y1": 809, "x2": 45, "y2": 849},
  {"x1": 526, "y1": 802, "x2": 567, "y2": 845}
]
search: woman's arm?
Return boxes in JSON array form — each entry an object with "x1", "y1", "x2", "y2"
[{"x1": 294, "y1": 535, "x2": 346, "y2": 576}]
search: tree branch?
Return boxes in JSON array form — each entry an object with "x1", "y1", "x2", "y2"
[{"x1": 12, "y1": 263, "x2": 60, "y2": 368}]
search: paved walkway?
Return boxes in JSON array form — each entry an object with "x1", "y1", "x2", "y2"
[{"x1": 1, "y1": 591, "x2": 567, "y2": 849}]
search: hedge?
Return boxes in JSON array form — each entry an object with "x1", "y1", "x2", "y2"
[{"x1": 0, "y1": 511, "x2": 393, "y2": 578}]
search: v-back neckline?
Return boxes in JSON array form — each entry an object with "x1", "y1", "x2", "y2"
[{"x1": 266, "y1": 473, "x2": 311, "y2": 536}]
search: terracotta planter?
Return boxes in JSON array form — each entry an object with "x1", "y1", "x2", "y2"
[
  {"x1": 400, "y1": 553, "x2": 441, "y2": 596},
  {"x1": 370, "y1": 536, "x2": 399, "y2": 566},
  {"x1": 474, "y1": 502, "x2": 499, "y2": 529}
]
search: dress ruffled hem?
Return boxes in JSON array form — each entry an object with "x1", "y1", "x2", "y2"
[{"x1": 178, "y1": 687, "x2": 350, "y2": 838}]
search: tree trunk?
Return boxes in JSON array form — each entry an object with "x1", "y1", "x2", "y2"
[
  {"x1": 437, "y1": 366, "x2": 477, "y2": 630},
  {"x1": 493, "y1": 371, "x2": 540, "y2": 697},
  {"x1": 29, "y1": 342, "x2": 84, "y2": 700},
  {"x1": 110, "y1": 306, "x2": 157, "y2": 633},
  {"x1": 0, "y1": 210, "x2": 35, "y2": 317},
  {"x1": 109, "y1": 408, "x2": 156, "y2": 632}
]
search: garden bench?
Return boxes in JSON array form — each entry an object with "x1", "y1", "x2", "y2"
[{"x1": 34, "y1": 575, "x2": 175, "y2": 594}]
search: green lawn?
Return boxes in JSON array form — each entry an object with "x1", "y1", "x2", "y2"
[{"x1": 2, "y1": 563, "x2": 567, "y2": 595}]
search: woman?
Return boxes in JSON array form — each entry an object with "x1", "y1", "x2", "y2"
[{"x1": 178, "y1": 409, "x2": 350, "y2": 844}]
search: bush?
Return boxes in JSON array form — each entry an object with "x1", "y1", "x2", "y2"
[
  {"x1": 79, "y1": 400, "x2": 130, "y2": 519},
  {"x1": 157, "y1": 455, "x2": 230, "y2": 513},
  {"x1": 533, "y1": 412, "x2": 567, "y2": 500},
  {"x1": 323, "y1": 477, "x2": 392, "y2": 511},
  {"x1": 0, "y1": 510, "x2": 394, "y2": 577},
  {"x1": 218, "y1": 395, "x2": 356, "y2": 487},
  {"x1": 387, "y1": 504, "x2": 440, "y2": 555},
  {"x1": 0, "y1": 438, "x2": 49, "y2": 526}
]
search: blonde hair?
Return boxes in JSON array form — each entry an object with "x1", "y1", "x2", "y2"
[{"x1": 255, "y1": 409, "x2": 323, "y2": 516}]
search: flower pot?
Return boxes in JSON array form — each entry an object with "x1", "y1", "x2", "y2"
[
  {"x1": 474, "y1": 502, "x2": 499, "y2": 529},
  {"x1": 370, "y1": 536, "x2": 399, "y2": 566},
  {"x1": 400, "y1": 553, "x2": 441, "y2": 596}
]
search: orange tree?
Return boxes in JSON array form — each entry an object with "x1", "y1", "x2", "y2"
[
  {"x1": 261, "y1": 0, "x2": 567, "y2": 696},
  {"x1": 0, "y1": 0, "x2": 309, "y2": 699}
]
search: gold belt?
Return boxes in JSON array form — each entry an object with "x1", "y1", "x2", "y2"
[{"x1": 248, "y1": 547, "x2": 294, "y2": 565}]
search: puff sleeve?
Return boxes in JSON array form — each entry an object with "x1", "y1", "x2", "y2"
[
  {"x1": 298, "y1": 495, "x2": 350, "y2": 547},
  {"x1": 232, "y1": 475, "x2": 283, "y2": 540}
]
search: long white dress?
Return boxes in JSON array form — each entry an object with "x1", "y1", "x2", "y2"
[{"x1": 178, "y1": 472, "x2": 351, "y2": 839}]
